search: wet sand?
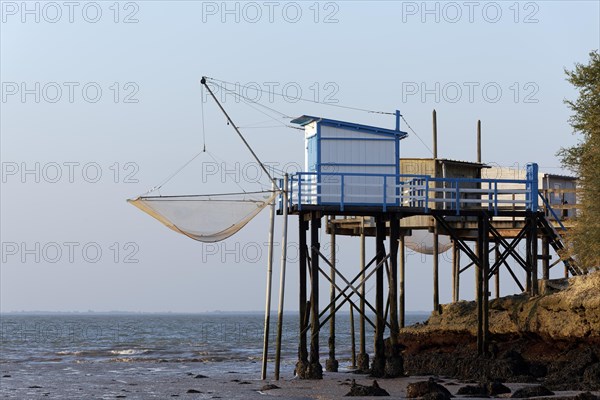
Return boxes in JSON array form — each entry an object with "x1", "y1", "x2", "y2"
[{"x1": 1, "y1": 361, "x2": 598, "y2": 399}]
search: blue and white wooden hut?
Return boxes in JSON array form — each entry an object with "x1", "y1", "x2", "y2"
[{"x1": 290, "y1": 113, "x2": 408, "y2": 207}]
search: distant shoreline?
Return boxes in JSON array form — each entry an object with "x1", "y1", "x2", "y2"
[{"x1": 0, "y1": 310, "x2": 432, "y2": 316}]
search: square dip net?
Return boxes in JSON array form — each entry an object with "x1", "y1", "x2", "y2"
[{"x1": 128, "y1": 191, "x2": 277, "y2": 243}]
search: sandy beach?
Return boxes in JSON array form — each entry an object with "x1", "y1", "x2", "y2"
[{"x1": 1, "y1": 360, "x2": 598, "y2": 400}]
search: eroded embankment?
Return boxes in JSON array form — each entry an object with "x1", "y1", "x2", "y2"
[{"x1": 397, "y1": 271, "x2": 600, "y2": 390}]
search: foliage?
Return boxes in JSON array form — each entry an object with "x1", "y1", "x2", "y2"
[{"x1": 557, "y1": 50, "x2": 600, "y2": 271}]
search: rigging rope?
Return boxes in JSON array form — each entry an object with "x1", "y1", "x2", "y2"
[
  {"x1": 201, "y1": 85, "x2": 207, "y2": 152},
  {"x1": 204, "y1": 76, "x2": 395, "y2": 116},
  {"x1": 401, "y1": 115, "x2": 434, "y2": 156}
]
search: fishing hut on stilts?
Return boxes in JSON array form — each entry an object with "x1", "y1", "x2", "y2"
[
  {"x1": 128, "y1": 76, "x2": 581, "y2": 381},
  {"x1": 280, "y1": 111, "x2": 581, "y2": 379}
]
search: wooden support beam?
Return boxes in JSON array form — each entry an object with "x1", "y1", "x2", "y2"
[
  {"x1": 326, "y1": 221, "x2": 338, "y2": 372},
  {"x1": 482, "y1": 216, "x2": 490, "y2": 357},
  {"x1": 452, "y1": 241, "x2": 460, "y2": 302},
  {"x1": 488, "y1": 222, "x2": 529, "y2": 274},
  {"x1": 542, "y1": 236, "x2": 550, "y2": 280},
  {"x1": 386, "y1": 216, "x2": 403, "y2": 377},
  {"x1": 433, "y1": 231, "x2": 440, "y2": 313},
  {"x1": 529, "y1": 214, "x2": 539, "y2": 296},
  {"x1": 296, "y1": 217, "x2": 309, "y2": 377},
  {"x1": 399, "y1": 235, "x2": 406, "y2": 328},
  {"x1": 350, "y1": 304, "x2": 356, "y2": 369},
  {"x1": 495, "y1": 241, "x2": 500, "y2": 299},
  {"x1": 372, "y1": 216, "x2": 386, "y2": 377},
  {"x1": 526, "y1": 219, "x2": 532, "y2": 293},
  {"x1": 358, "y1": 224, "x2": 369, "y2": 371},
  {"x1": 309, "y1": 215, "x2": 323, "y2": 378}
]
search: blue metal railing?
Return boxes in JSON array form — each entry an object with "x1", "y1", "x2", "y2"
[{"x1": 280, "y1": 169, "x2": 538, "y2": 215}]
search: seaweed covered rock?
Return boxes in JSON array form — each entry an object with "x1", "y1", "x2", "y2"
[
  {"x1": 406, "y1": 378, "x2": 453, "y2": 399},
  {"x1": 345, "y1": 380, "x2": 389, "y2": 397},
  {"x1": 511, "y1": 385, "x2": 554, "y2": 398}
]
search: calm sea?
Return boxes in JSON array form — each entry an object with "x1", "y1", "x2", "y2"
[
  {"x1": 0, "y1": 313, "x2": 429, "y2": 398},
  {"x1": 0, "y1": 313, "x2": 428, "y2": 368}
]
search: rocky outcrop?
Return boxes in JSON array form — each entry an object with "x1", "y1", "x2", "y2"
[
  {"x1": 411, "y1": 272, "x2": 600, "y2": 341},
  {"x1": 398, "y1": 272, "x2": 600, "y2": 390}
]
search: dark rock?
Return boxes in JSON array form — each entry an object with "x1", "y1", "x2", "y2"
[
  {"x1": 406, "y1": 378, "x2": 453, "y2": 399},
  {"x1": 511, "y1": 385, "x2": 554, "y2": 398},
  {"x1": 345, "y1": 380, "x2": 389, "y2": 397},
  {"x1": 116, "y1": 396, "x2": 126, "y2": 399},
  {"x1": 2, "y1": 375, "x2": 10, "y2": 378},
  {"x1": 583, "y1": 363, "x2": 600, "y2": 386},
  {"x1": 186, "y1": 389, "x2": 202, "y2": 394},
  {"x1": 260, "y1": 384, "x2": 280, "y2": 391},
  {"x1": 456, "y1": 385, "x2": 487, "y2": 396},
  {"x1": 194, "y1": 374, "x2": 208, "y2": 379},
  {"x1": 528, "y1": 362, "x2": 548, "y2": 378},
  {"x1": 486, "y1": 381, "x2": 511, "y2": 396},
  {"x1": 28, "y1": 385, "x2": 43, "y2": 389}
]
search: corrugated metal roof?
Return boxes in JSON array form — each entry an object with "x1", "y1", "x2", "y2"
[
  {"x1": 291, "y1": 115, "x2": 408, "y2": 139},
  {"x1": 400, "y1": 157, "x2": 489, "y2": 167},
  {"x1": 543, "y1": 173, "x2": 578, "y2": 180}
]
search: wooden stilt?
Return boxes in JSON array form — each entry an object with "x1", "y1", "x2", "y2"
[
  {"x1": 453, "y1": 241, "x2": 460, "y2": 302},
  {"x1": 308, "y1": 214, "x2": 323, "y2": 378},
  {"x1": 350, "y1": 304, "x2": 356, "y2": 369},
  {"x1": 372, "y1": 216, "x2": 386, "y2": 377},
  {"x1": 476, "y1": 226, "x2": 484, "y2": 356},
  {"x1": 482, "y1": 217, "x2": 490, "y2": 357},
  {"x1": 542, "y1": 236, "x2": 550, "y2": 280},
  {"x1": 433, "y1": 230, "x2": 440, "y2": 313},
  {"x1": 296, "y1": 216, "x2": 309, "y2": 377},
  {"x1": 495, "y1": 241, "x2": 501, "y2": 299},
  {"x1": 274, "y1": 175, "x2": 289, "y2": 380},
  {"x1": 326, "y1": 220, "x2": 338, "y2": 372},
  {"x1": 385, "y1": 216, "x2": 403, "y2": 377},
  {"x1": 261, "y1": 185, "x2": 276, "y2": 380},
  {"x1": 357, "y1": 222, "x2": 369, "y2": 371},
  {"x1": 526, "y1": 219, "x2": 532, "y2": 293},
  {"x1": 399, "y1": 235, "x2": 406, "y2": 328},
  {"x1": 529, "y1": 214, "x2": 539, "y2": 296}
]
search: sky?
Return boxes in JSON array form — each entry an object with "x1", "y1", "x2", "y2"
[{"x1": 1, "y1": 0, "x2": 599, "y2": 313}]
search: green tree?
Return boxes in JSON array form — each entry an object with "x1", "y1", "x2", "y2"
[{"x1": 557, "y1": 50, "x2": 600, "y2": 271}]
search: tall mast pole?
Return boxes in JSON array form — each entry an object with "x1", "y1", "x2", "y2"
[{"x1": 201, "y1": 77, "x2": 278, "y2": 188}]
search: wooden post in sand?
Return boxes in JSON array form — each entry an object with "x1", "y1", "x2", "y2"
[
  {"x1": 542, "y1": 236, "x2": 550, "y2": 280},
  {"x1": 326, "y1": 220, "x2": 338, "y2": 372},
  {"x1": 399, "y1": 235, "x2": 406, "y2": 328},
  {"x1": 357, "y1": 222, "x2": 369, "y2": 371},
  {"x1": 372, "y1": 216, "x2": 386, "y2": 377},
  {"x1": 309, "y1": 214, "x2": 323, "y2": 378},
  {"x1": 452, "y1": 241, "x2": 460, "y2": 302},
  {"x1": 274, "y1": 175, "x2": 289, "y2": 380},
  {"x1": 495, "y1": 241, "x2": 501, "y2": 299},
  {"x1": 296, "y1": 217, "x2": 309, "y2": 376},
  {"x1": 260, "y1": 183, "x2": 276, "y2": 380}
]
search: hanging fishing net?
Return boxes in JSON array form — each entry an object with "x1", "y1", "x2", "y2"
[
  {"x1": 404, "y1": 230, "x2": 452, "y2": 255},
  {"x1": 128, "y1": 191, "x2": 277, "y2": 242}
]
